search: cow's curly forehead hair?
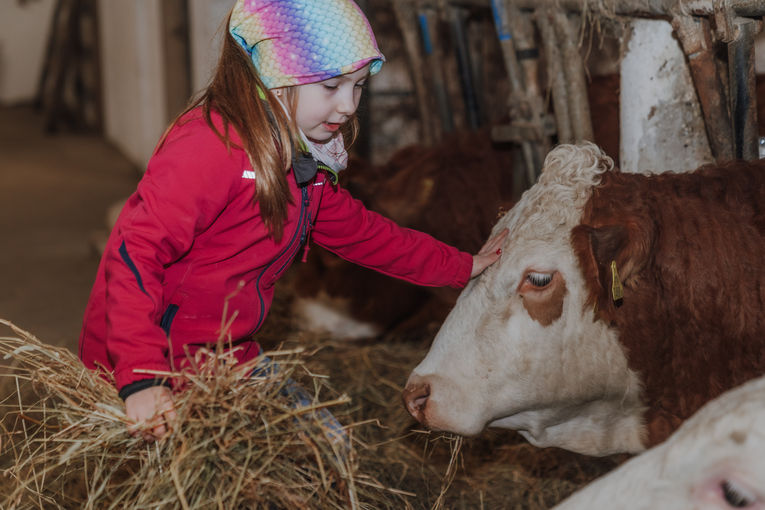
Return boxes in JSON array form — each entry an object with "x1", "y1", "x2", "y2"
[
  {"x1": 539, "y1": 142, "x2": 614, "y2": 188},
  {"x1": 498, "y1": 142, "x2": 614, "y2": 236}
]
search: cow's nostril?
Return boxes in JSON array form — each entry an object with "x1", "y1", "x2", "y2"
[{"x1": 402, "y1": 382, "x2": 431, "y2": 423}]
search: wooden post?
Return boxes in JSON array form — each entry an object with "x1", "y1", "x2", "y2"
[
  {"x1": 535, "y1": 8, "x2": 574, "y2": 144},
  {"x1": 392, "y1": 0, "x2": 438, "y2": 145},
  {"x1": 672, "y1": 16, "x2": 734, "y2": 161},
  {"x1": 551, "y1": 11, "x2": 594, "y2": 142},
  {"x1": 728, "y1": 17, "x2": 760, "y2": 160}
]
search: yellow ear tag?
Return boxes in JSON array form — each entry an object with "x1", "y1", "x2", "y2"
[{"x1": 610, "y1": 260, "x2": 624, "y2": 307}]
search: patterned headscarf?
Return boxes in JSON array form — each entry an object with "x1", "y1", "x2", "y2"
[{"x1": 229, "y1": 0, "x2": 385, "y2": 89}]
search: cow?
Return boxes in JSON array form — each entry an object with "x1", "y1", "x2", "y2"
[
  {"x1": 553, "y1": 374, "x2": 765, "y2": 509},
  {"x1": 403, "y1": 142, "x2": 765, "y2": 457}
]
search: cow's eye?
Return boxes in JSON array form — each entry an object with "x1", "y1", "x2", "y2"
[
  {"x1": 721, "y1": 480, "x2": 755, "y2": 508},
  {"x1": 526, "y1": 272, "x2": 553, "y2": 288}
]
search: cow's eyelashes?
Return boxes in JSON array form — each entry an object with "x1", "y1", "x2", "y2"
[
  {"x1": 526, "y1": 272, "x2": 553, "y2": 288},
  {"x1": 721, "y1": 480, "x2": 755, "y2": 508}
]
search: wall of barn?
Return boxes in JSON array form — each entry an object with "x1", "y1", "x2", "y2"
[
  {"x1": 187, "y1": 0, "x2": 232, "y2": 95},
  {"x1": 98, "y1": 0, "x2": 167, "y2": 170},
  {"x1": 2, "y1": 2, "x2": 765, "y2": 169},
  {"x1": 98, "y1": 0, "x2": 232, "y2": 170},
  {"x1": 0, "y1": 0, "x2": 56, "y2": 104}
]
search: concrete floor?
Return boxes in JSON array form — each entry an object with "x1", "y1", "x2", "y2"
[{"x1": 0, "y1": 106, "x2": 139, "y2": 352}]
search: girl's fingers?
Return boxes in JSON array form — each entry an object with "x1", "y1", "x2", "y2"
[
  {"x1": 162, "y1": 409, "x2": 178, "y2": 433},
  {"x1": 152, "y1": 423, "x2": 168, "y2": 439},
  {"x1": 480, "y1": 229, "x2": 509, "y2": 255},
  {"x1": 471, "y1": 229, "x2": 509, "y2": 278},
  {"x1": 130, "y1": 411, "x2": 176, "y2": 442}
]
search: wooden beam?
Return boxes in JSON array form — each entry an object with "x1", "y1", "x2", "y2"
[{"x1": 498, "y1": 0, "x2": 765, "y2": 18}]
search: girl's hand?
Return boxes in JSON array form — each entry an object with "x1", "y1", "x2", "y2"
[
  {"x1": 471, "y1": 228, "x2": 509, "y2": 278},
  {"x1": 124, "y1": 385, "x2": 177, "y2": 442}
]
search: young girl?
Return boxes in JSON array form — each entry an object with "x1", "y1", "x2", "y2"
[{"x1": 79, "y1": 0, "x2": 507, "y2": 442}]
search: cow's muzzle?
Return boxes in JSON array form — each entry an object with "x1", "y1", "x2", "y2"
[{"x1": 402, "y1": 378, "x2": 431, "y2": 424}]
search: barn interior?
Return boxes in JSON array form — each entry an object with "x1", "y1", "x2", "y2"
[{"x1": 1, "y1": 0, "x2": 765, "y2": 508}]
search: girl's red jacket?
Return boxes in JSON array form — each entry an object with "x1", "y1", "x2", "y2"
[{"x1": 78, "y1": 110, "x2": 472, "y2": 392}]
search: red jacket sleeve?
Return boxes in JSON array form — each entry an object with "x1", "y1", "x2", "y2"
[
  {"x1": 104, "y1": 118, "x2": 241, "y2": 389},
  {"x1": 311, "y1": 181, "x2": 472, "y2": 289}
]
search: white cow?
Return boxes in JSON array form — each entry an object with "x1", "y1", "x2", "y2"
[
  {"x1": 553, "y1": 374, "x2": 765, "y2": 509},
  {"x1": 402, "y1": 142, "x2": 765, "y2": 457},
  {"x1": 403, "y1": 143, "x2": 644, "y2": 456}
]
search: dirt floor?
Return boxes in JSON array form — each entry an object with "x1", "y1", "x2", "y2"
[{"x1": 0, "y1": 105, "x2": 139, "y2": 349}]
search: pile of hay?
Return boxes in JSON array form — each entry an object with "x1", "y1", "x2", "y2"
[
  {"x1": 284, "y1": 334, "x2": 624, "y2": 510},
  {"x1": 0, "y1": 319, "x2": 411, "y2": 509},
  {"x1": 0, "y1": 292, "x2": 624, "y2": 509}
]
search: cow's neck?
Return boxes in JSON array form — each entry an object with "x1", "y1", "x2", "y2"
[{"x1": 494, "y1": 397, "x2": 647, "y2": 456}]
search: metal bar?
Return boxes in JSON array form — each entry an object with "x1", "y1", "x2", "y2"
[
  {"x1": 392, "y1": 0, "x2": 437, "y2": 145},
  {"x1": 728, "y1": 17, "x2": 759, "y2": 160},
  {"x1": 419, "y1": 5, "x2": 455, "y2": 133},
  {"x1": 503, "y1": 0, "x2": 765, "y2": 17},
  {"x1": 508, "y1": 6, "x2": 544, "y2": 120},
  {"x1": 489, "y1": 0, "x2": 542, "y2": 186},
  {"x1": 489, "y1": 0, "x2": 524, "y2": 92},
  {"x1": 506, "y1": 4, "x2": 549, "y2": 180},
  {"x1": 449, "y1": 5, "x2": 482, "y2": 129}
]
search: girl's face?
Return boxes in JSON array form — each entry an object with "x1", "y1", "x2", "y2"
[{"x1": 291, "y1": 65, "x2": 370, "y2": 143}]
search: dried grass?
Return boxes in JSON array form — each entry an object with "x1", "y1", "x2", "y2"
[
  {"x1": 0, "y1": 319, "x2": 410, "y2": 510},
  {"x1": 0, "y1": 276, "x2": 625, "y2": 509},
  {"x1": 283, "y1": 334, "x2": 626, "y2": 510}
]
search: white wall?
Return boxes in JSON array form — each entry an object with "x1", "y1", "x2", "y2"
[
  {"x1": 188, "y1": 0, "x2": 234, "y2": 95},
  {"x1": 98, "y1": 0, "x2": 167, "y2": 170},
  {"x1": 0, "y1": 0, "x2": 56, "y2": 104},
  {"x1": 620, "y1": 19, "x2": 713, "y2": 173},
  {"x1": 96, "y1": 0, "x2": 232, "y2": 169}
]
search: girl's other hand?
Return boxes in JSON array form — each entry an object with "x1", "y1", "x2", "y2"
[
  {"x1": 124, "y1": 385, "x2": 177, "y2": 442},
  {"x1": 471, "y1": 228, "x2": 509, "y2": 278}
]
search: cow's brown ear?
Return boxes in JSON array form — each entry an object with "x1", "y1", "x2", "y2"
[
  {"x1": 589, "y1": 225, "x2": 629, "y2": 269},
  {"x1": 571, "y1": 224, "x2": 632, "y2": 319}
]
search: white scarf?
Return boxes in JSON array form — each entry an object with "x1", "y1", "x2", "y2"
[{"x1": 299, "y1": 129, "x2": 348, "y2": 173}]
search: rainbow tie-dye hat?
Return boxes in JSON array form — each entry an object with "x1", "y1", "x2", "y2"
[{"x1": 229, "y1": 0, "x2": 385, "y2": 89}]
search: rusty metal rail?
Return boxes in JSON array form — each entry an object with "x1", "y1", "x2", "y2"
[{"x1": 439, "y1": 0, "x2": 765, "y2": 17}]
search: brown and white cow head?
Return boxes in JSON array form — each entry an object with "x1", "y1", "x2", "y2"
[{"x1": 403, "y1": 143, "x2": 646, "y2": 457}]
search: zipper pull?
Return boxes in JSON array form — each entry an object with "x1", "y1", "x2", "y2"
[
  {"x1": 301, "y1": 227, "x2": 312, "y2": 262},
  {"x1": 301, "y1": 187, "x2": 312, "y2": 263}
]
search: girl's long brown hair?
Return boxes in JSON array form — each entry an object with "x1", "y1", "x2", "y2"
[
  {"x1": 161, "y1": 17, "x2": 363, "y2": 241},
  {"x1": 164, "y1": 29, "x2": 298, "y2": 242}
]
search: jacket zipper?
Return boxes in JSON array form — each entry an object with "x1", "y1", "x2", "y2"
[
  {"x1": 274, "y1": 187, "x2": 310, "y2": 276},
  {"x1": 248, "y1": 186, "x2": 309, "y2": 338}
]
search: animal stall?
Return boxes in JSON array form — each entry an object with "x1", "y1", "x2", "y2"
[
  {"x1": 387, "y1": 0, "x2": 762, "y2": 177},
  {"x1": 2, "y1": 2, "x2": 764, "y2": 510},
  {"x1": 290, "y1": 0, "x2": 765, "y2": 507}
]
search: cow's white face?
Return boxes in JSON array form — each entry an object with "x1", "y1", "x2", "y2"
[
  {"x1": 404, "y1": 143, "x2": 646, "y2": 456},
  {"x1": 553, "y1": 375, "x2": 765, "y2": 509}
]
